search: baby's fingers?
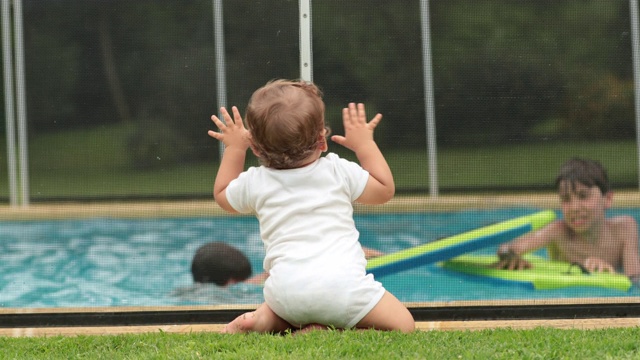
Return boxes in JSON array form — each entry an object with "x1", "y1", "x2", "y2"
[
  {"x1": 230, "y1": 106, "x2": 243, "y2": 126},
  {"x1": 368, "y1": 113, "x2": 382, "y2": 129},
  {"x1": 208, "y1": 114, "x2": 225, "y2": 140},
  {"x1": 331, "y1": 135, "x2": 346, "y2": 146},
  {"x1": 210, "y1": 114, "x2": 226, "y2": 129},
  {"x1": 352, "y1": 103, "x2": 365, "y2": 122},
  {"x1": 208, "y1": 129, "x2": 222, "y2": 140}
]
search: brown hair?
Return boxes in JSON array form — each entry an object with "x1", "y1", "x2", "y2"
[
  {"x1": 245, "y1": 79, "x2": 326, "y2": 169},
  {"x1": 555, "y1": 157, "x2": 610, "y2": 194}
]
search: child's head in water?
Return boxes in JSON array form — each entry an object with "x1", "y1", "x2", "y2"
[
  {"x1": 191, "y1": 242, "x2": 252, "y2": 286},
  {"x1": 245, "y1": 80, "x2": 328, "y2": 169}
]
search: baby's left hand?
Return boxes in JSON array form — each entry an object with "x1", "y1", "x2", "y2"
[
  {"x1": 583, "y1": 257, "x2": 615, "y2": 273},
  {"x1": 208, "y1": 106, "x2": 251, "y2": 151}
]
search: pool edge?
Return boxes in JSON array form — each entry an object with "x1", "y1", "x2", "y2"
[{"x1": 1, "y1": 191, "x2": 639, "y2": 220}]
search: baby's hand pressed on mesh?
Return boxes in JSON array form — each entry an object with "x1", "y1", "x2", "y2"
[
  {"x1": 208, "y1": 106, "x2": 251, "y2": 151},
  {"x1": 331, "y1": 103, "x2": 382, "y2": 152}
]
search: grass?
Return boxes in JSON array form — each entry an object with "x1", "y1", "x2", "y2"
[
  {"x1": 0, "y1": 123, "x2": 638, "y2": 199},
  {"x1": 0, "y1": 327, "x2": 639, "y2": 359}
]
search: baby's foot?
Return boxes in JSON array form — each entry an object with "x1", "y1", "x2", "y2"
[{"x1": 223, "y1": 311, "x2": 257, "y2": 333}]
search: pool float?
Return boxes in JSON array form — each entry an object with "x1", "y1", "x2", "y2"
[
  {"x1": 366, "y1": 210, "x2": 556, "y2": 278},
  {"x1": 440, "y1": 254, "x2": 632, "y2": 291}
]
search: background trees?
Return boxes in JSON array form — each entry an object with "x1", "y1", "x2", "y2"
[{"x1": 12, "y1": 0, "x2": 637, "y2": 165}]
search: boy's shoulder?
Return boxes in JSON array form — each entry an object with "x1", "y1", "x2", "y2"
[
  {"x1": 604, "y1": 215, "x2": 639, "y2": 244},
  {"x1": 608, "y1": 214, "x2": 638, "y2": 229}
]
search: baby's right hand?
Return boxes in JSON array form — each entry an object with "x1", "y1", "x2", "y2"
[
  {"x1": 331, "y1": 103, "x2": 381, "y2": 153},
  {"x1": 492, "y1": 251, "x2": 532, "y2": 271}
]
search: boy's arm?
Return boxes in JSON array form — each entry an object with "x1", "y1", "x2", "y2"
[
  {"x1": 494, "y1": 221, "x2": 559, "y2": 270},
  {"x1": 331, "y1": 103, "x2": 394, "y2": 205},
  {"x1": 244, "y1": 271, "x2": 269, "y2": 285},
  {"x1": 620, "y1": 216, "x2": 640, "y2": 281},
  {"x1": 498, "y1": 221, "x2": 560, "y2": 255},
  {"x1": 208, "y1": 106, "x2": 251, "y2": 213}
]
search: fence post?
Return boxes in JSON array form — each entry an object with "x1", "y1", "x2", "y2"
[
  {"x1": 420, "y1": 0, "x2": 439, "y2": 197},
  {"x1": 299, "y1": 0, "x2": 313, "y2": 82}
]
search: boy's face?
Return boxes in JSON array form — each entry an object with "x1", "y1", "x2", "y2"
[{"x1": 558, "y1": 180, "x2": 612, "y2": 233}]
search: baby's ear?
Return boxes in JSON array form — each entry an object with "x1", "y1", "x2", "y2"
[
  {"x1": 318, "y1": 135, "x2": 328, "y2": 152},
  {"x1": 249, "y1": 144, "x2": 261, "y2": 157}
]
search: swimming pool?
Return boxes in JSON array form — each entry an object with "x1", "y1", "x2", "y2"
[{"x1": 0, "y1": 207, "x2": 638, "y2": 308}]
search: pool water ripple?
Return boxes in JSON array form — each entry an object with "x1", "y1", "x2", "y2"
[{"x1": 0, "y1": 208, "x2": 638, "y2": 308}]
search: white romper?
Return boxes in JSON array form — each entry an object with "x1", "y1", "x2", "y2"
[{"x1": 226, "y1": 153, "x2": 385, "y2": 328}]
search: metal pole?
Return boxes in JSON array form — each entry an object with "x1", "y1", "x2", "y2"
[
  {"x1": 420, "y1": 0, "x2": 439, "y2": 197},
  {"x1": 13, "y1": 0, "x2": 28, "y2": 206},
  {"x1": 2, "y1": 0, "x2": 17, "y2": 206},
  {"x1": 630, "y1": 0, "x2": 640, "y2": 190},
  {"x1": 213, "y1": 0, "x2": 227, "y2": 157},
  {"x1": 299, "y1": 0, "x2": 312, "y2": 82}
]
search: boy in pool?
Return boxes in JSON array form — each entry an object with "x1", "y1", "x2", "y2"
[
  {"x1": 495, "y1": 157, "x2": 640, "y2": 285},
  {"x1": 191, "y1": 242, "x2": 259, "y2": 285},
  {"x1": 208, "y1": 79, "x2": 414, "y2": 333},
  {"x1": 191, "y1": 242, "x2": 383, "y2": 286}
]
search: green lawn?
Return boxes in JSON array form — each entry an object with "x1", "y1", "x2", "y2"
[
  {"x1": 0, "y1": 327, "x2": 639, "y2": 359},
  {"x1": 1, "y1": 124, "x2": 637, "y2": 200}
]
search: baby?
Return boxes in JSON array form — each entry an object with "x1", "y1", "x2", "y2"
[{"x1": 208, "y1": 79, "x2": 414, "y2": 333}]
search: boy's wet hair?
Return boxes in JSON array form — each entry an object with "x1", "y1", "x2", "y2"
[
  {"x1": 245, "y1": 79, "x2": 326, "y2": 169},
  {"x1": 555, "y1": 157, "x2": 609, "y2": 194},
  {"x1": 191, "y1": 242, "x2": 252, "y2": 285}
]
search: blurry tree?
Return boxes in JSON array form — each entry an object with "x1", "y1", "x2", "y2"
[
  {"x1": 430, "y1": 0, "x2": 633, "y2": 146},
  {"x1": 313, "y1": 1, "x2": 424, "y2": 149},
  {"x1": 14, "y1": 0, "x2": 637, "y2": 167}
]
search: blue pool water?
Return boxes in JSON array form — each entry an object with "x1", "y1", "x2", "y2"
[{"x1": 0, "y1": 207, "x2": 638, "y2": 308}]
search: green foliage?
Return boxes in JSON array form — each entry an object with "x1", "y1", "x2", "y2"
[
  {"x1": 430, "y1": 0, "x2": 634, "y2": 145},
  {"x1": 0, "y1": 124, "x2": 633, "y2": 200},
  {"x1": 127, "y1": 119, "x2": 193, "y2": 170},
  {"x1": 12, "y1": 0, "x2": 636, "y2": 155},
  {"x1": 0, "y1": 327, "x2": 639, "y2": 359},
  {"x1": 563, "y1": 75, "x2": 636, "y2": 140},
  {"x1": 2, "y1": 0, "x2": 637, "y2": 198}
]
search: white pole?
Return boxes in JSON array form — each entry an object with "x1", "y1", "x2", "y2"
[
  {"x1": 1, "y1": 0, "x2": 17, "y2": 206},
  {"x1": 13, "y1": 0, "x2": 28, "y2": 206},
  {"x1": 213, "y1": 0, "x2": 227, "y2": 157},
  {"x1": 630, "y1": 0, "x2": 640, "y2": 190},
  {"x1": 420, "y1": 0, "x2": 439, "y2": 197},
  {"x1": 299, "y1": 0, "x2": 313, "y2": 82}
]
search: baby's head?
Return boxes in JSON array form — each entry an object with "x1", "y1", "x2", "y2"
[
  {"x1": 191, "y1": 242, "x2": 252, "y2": 286},
  {"x1": 555, "y1": 157, "x2": 609, "y2": 195},
  {"x1": 245, "y1": 79, "x2": 327, "y2": 169}
]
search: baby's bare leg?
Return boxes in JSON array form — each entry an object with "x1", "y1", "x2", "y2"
[
  {"x1": 356, "y1": 291, "x2": 415, "y2": 332},
  {"x1": 223, "y1": 302, "x2": 291, "y2": 334}
]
